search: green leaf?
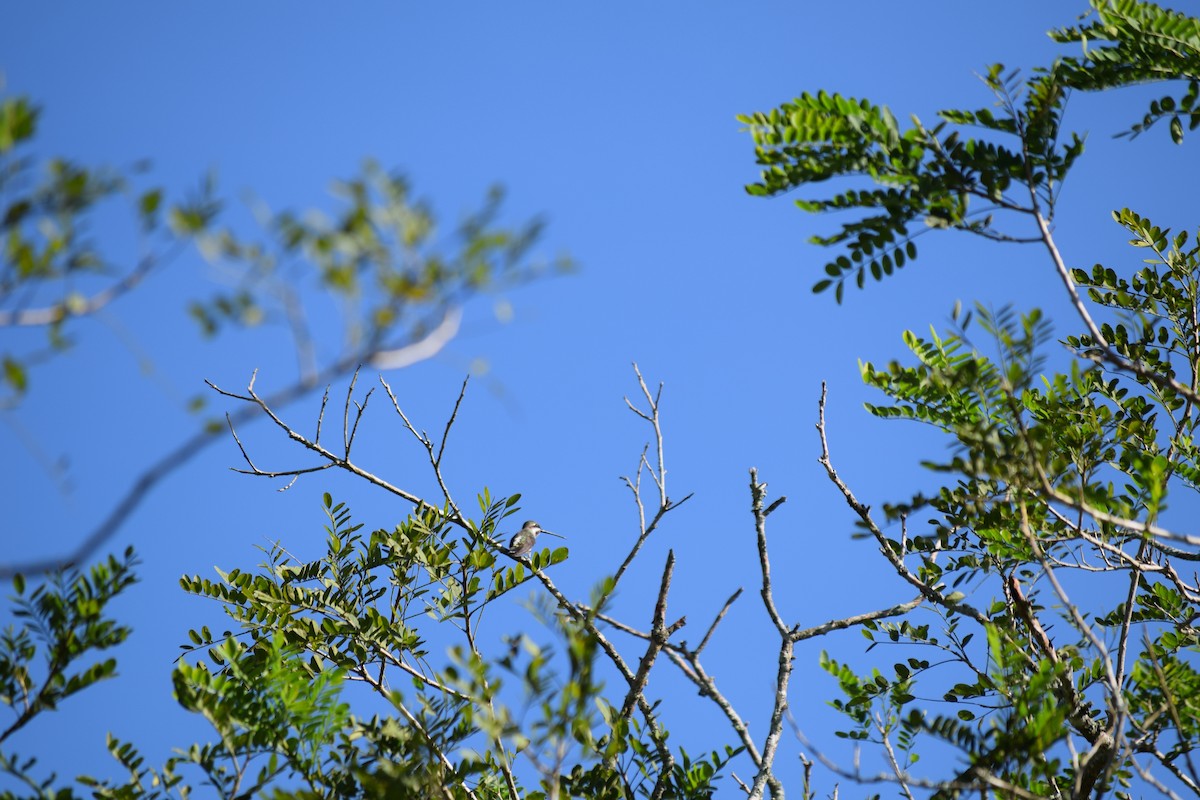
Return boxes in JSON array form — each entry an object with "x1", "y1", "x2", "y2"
[
  {"x1": 139, "y1": 188, "x2": 163, "y2": 228},
  {"x1": 3, "y1": 356, "x2": 28, "y2": 393}
]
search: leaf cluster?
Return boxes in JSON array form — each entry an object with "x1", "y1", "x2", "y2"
[
  {"x1": 0, "y1": 548, "x2": 138, "y2": 796},
  {"x1": 1052, "y1": 0, "x2": 1200, "y2": 142},
  {"x1": 739, "y1": 64, "x2": 1081, "y2": 300}
]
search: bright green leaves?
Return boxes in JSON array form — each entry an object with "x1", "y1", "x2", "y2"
[
  {"x1": 667, "y1": 745, "x2": 744, "y2": 799},
  {"x1": 172, "y1": 492, "x2": 579, "y2": 796},
  {"x1": 738, "y1": 92, "x2": 934, "y2": 301},
  {"x1": 852, "y1": 200, "x2": 1200, "y2": 794},
  {"x1": 0, "y1": 548, "x2": 138, "y2": 749},
  {"x1": 739, "y1": 91, "x2": 909, "y2": 185},
  {"x1": 2, "y1": 356, "x2": 26, "y2": 397},
  {"x1": 0, "y1": 97, "x2": 38, "y2": 153},
  {"x1": 830, "y1": 613, "x2": 1073, "y2": 796},
  {"x1": 172, "y1": 634, "x2": 349, "y2": 798},
  {"x1": 1125, "y1": 633, "x2": 1200, "y2": 760},
  {"x1": 75, "y1": 734, "x2": 189, "y2": 798},
  {"x1": 819, "y1": 650, "x2": 922, "y2": 751},
  {"x1": 1068, "y1": 212, "x2": 1200, "y2": 496},
  {"x1": 863, "y1": 294, "x2": 1184, "y2": 536},
  {"x1": 740, "y1": 66, "x2": 1080, "y2": 299},
  {"x1": 862, "y1": 306, "x2": 1055, "y2": 488},
  {"x1": 1052, "y1": 0, "x2": 1200, "y2": 142},
  {"x1": 733, "y1": 4, "x2": 1200, "y2": 794},
  {"x1": 486, "y1": 546, "x2": 570, "y2": 602},
  {"x1": 743, "y1": 0, "x2": 1200, "y2": 297}
]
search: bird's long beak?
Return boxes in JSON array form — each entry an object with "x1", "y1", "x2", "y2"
[{"x1": 541, "y1": 530, "x2": 565, "y2": 539}]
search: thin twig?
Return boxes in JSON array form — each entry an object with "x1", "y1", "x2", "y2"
[
  {"x1": 816, "y1": 384, "x2": 992, "y2": 628},
  {"x1": 3, "y1": 312, "x2": 464, "y2": 577},
  {"x1": 379, "y1": 376, "x2": 465, "y2": 520},
  {"x1": 608, "y1": 364, "x2": 693, "y2": 597},
  {"x1": 436, "y1": 376, "x2": 470, "y2": 468},
  {"x1": 696, "y1": 588, "x2": 743, "y2": 656},
  {"x1": 750, "y1": 469, "x2": 789, "y2": 637},
  {"x1": 354, "y1": 665, "x2": 478, "y2": 800}
]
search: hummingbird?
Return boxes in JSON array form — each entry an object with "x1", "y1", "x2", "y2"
[{"x1": 504, "y1": 520, "x2": 564, "y2": 558}]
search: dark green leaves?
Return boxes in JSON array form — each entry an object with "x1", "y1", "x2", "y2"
[
  {"x1": 740, "y1": 70, "x2": 1082, "y2": 298},
  {"x1": 1052, "y1": 0, "x2": 1200, "y2": 142},
  {"x1": 743, "y1": 2, "x2": 1200, "y2": 297}
]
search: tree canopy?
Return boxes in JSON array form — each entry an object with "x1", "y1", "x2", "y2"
[{"x1": 5, "y1": 1, "x2": 1200, "y2": 798}]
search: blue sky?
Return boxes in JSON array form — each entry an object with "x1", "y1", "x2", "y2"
[{"x1": 2, "y1": 2, "x2": 1196, "y2": 794}]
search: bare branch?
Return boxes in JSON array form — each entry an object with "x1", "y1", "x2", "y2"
[
  {"x1": 790, "y1": 596, "x2": 923, "y2": 643},
  {"x1": 379, "y1": 376, "x2": 465, "y2": 520},
  {"x1": 314, "y1": 386, "x2": 330, "y2": 445},
  {"x1": 529, "y1": 566, "x2": 677, "y2": 795},
  {"x1": 696, "y1": 588, "x2": 743, "y2": 656},
  {"x1": 2, "y1": 300, "x2": 474, "y2": 578},
  {"x1": 342, "y1": 368, "x2": 360, "y2": 454},
  {"x1": 206, "y1": 371, "x2": 442, "y2": 515},
  {"x1": 436, "y1": 375, "x2": 470, "y2": 468},
  {"x1": 749, "y1": 637, "x2": 793, "y2": 800},
  {"x1": 747, "y1": 468, "x2": 790, "y2": 800},
  {"x1": 609, "y1": 364, "x2": 693, "y2": 596},
  {"x1": 619, "y1": 550, "x2": 684, "y2": 720},
  {"x1": 816, "y1": 384, "x2": 993, "y2": 627},
  {"x1": 750, "y1": 468, "x2": 790, "y2": 637}
]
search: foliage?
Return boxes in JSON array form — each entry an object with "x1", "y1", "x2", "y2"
[
  {"x1": 0, "y1": 86, "x2": 568, "y2": 578},
  {"x1": 1052, "y1": 0, "x2": 1200, "y2": 143},
  {"x1": 737, "y1": 64, "x2": 1082, "y2": 302},
  {"x1": 0, "y1": 93, "x2": 568, "y2": 410},
  {"x1": 739, "y1": 0, "x2": 1197, "y2": 302},
  {"x1": 734, "y1": 0, "x2": 1200, "y2": 796},
  {"x1": 0, "y1": 96, "x2": 217, "y2": 407},
  {"x1": 1, "y1": 549, "x2": 138, "y2": 798},
  {"x1": 6, "y1": 1, "x2": 1200, "y2": 799}
]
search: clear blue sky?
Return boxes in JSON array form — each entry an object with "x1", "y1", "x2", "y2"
[{"x1": 2, "y1": 2, "x2": 1194, "y2": 793}]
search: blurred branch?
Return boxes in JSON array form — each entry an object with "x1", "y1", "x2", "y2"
[
  {"x1": 528, "y1": 564, "x2": 679, "y2": 800},
  {"x1": 0, "y1": 309, "x2": 466, "y2": 578},
  {"x1": 0, "y1": 245, "x2": 182, "y2": 327},
  {"x1": 371, "y1": 305, "x2": 462, "y2": 370}
]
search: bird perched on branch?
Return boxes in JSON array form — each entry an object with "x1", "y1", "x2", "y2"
[{"x1": 504, "y1": 520, "x2": 563, "y2": 558}]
